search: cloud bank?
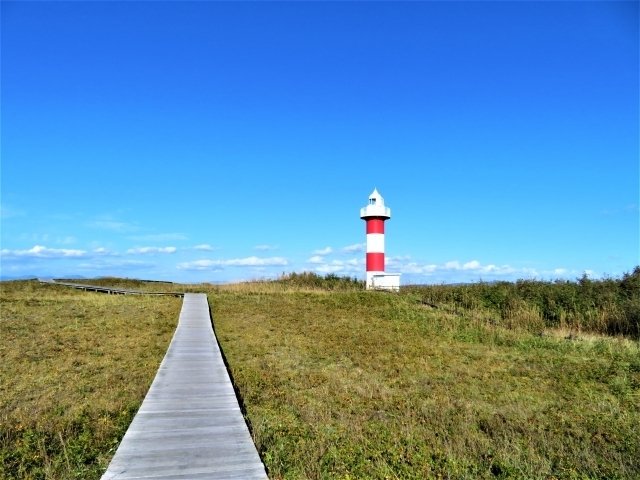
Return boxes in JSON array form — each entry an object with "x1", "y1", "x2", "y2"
[
  {"x1": 1, "y1": 245, "x2": 87, "y2": 259},
  {"x1": 177, "y1": 256, "x2": 289, "y2": 271},
  {"x1": 194, "y1": 244, "x2": 216, "y2": 251},
  {"x1": 126, "y1": 246, "x2": 177, "y2": 255}
]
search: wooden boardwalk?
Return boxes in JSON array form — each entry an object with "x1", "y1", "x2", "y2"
[
  {"x1": 39, "y1": 279, "x2": 184, "y2": 297},
  {"x1": 101, "y1": 293, "x2": 268, "y2": 479}
]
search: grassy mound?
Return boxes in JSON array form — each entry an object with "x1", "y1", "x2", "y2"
[
  {"x1": 211, "y1": 272, "x2": 639, "y2": 479},
  {"x1": 1, "y1": 272, "x2": 638, "y2": 479}
]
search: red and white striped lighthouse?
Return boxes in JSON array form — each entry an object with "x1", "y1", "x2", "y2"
[{"x1": 360, "y1": 188, "x2": 397, "y2": 290}]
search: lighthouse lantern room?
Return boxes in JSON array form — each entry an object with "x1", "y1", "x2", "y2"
[{"x1": 360, "y1": 189, "x2": 400, "y2": 291}]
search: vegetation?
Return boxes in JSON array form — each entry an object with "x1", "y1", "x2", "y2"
[
  {"x1": 214, "y1": 273, "x2": 640, "y2": 479},
  {"x1": 275, "y1": 272, "x2": 364, "y2": 291},
  {"x1": 404, "y1": 267, "x2": 640, "y2": 339},
  {"x1": 0, "y1": 281, "x2": 180, "y2": 479},
  {"x1": 54, "y1": 277, "x2": 185, "y2": 294},
  {"x1": 1, "y1": 270, "x2": 638, "y2": 479}
]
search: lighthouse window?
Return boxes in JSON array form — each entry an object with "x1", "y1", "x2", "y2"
[{"x1": 370, "y1": 198, "x2": 376, "y2": 205}]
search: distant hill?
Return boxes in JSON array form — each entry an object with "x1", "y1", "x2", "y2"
[{"x1": 0, "y1": 274, "x2": 86, "y2": 282}]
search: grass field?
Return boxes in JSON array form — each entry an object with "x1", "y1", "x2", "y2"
[
  {"x1": 0, "y1": 281, "x2": 181, "y2": 479},
  {"x1": 1, "y1": 274, "x2": 639, "y2": 479},
  {"x1": 213, "y1": 286, "x2": 639, "y2": 479}
]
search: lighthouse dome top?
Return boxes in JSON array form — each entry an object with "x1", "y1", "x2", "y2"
[
  {"x1": 369, "y1": 188, "x2": 384, "y2": 205},
  {"x1": 360, "y1": 188, "x2": 391, "y2": 219}
]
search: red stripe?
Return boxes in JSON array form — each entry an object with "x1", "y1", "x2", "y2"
[
  {"x1": 366, "y1": 252, "x2": 385, "y2": 271},
  {"x1": 366, "y1": 218, "x2": 385, "y2": 234}
]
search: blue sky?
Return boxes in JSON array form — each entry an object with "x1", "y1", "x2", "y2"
[{"x1": 1, "y1": 1, "x2": 638, "y2": 284}]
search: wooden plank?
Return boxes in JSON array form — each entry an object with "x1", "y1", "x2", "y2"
[
  {"x1": 38, "y1": 279, "x2": 184, "y2": 297},
  {"x1": 101, "y1": 293, "x2": 268, "y2": 479}
]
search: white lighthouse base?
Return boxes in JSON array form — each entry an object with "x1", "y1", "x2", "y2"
[{"x1": 366, "y1": 272, "x2": 401, "y2": 291}]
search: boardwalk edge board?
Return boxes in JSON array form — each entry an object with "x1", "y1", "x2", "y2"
[
  {"x1": 100, "y1": 293, "x2": 268, "y2": 479},
  {"x1": 38, "y1": 279, "x2": 184, "y2": 297}
]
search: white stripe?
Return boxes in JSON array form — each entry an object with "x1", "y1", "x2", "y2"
[{"x1": 366, "y1": 233, "x2": 385, "y2": 253}]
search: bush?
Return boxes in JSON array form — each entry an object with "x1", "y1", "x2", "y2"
[
  {"x1": 276, "y1": 272, "x2": 365, "y2": 291},
  {"x1": 408, "y1": 267, "x2": 640, "y2": 338}
]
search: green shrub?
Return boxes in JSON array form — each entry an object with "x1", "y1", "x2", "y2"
[
  {"x1": 408, "y1": 267, "x2": 640, "y2": 338},
  {"x1": 276, "y1": 272, "x2": 365, "y2": 291}
]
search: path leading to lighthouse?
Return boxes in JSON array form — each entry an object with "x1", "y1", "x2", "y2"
[
  {"x1": 101, "y1": 293, "x2": 268, "y2": 480},
  {"x1": 39, "y1": 278, "x2": 184, "y2": 297}
]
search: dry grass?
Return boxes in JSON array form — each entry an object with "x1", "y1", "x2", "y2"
[
  {"x1": 211, "y1": 287, "x2": 640, "y2": 479},
  {"x1": 0, "y1": 280, "x2": 181, "y2": 479},
  {"x1": 2, "y1": 278, "x2": 639, "y2": 479}
]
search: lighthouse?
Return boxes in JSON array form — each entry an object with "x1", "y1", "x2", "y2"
[{"x1": 360, "y1": 189, "x2": 400, "y2": 291}]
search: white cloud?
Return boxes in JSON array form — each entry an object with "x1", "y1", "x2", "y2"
[
  {"x1": 391, "y1": 259, "x2": 531, "y2": 279},
  {"x1": 304, "y1": 256, "x2": 544, "y2": 281},
  {"x1": 176, "y1": 260, "x2": 223, "y2": 271},
  {"x1": 444, "y1": 260, "x2": 462, "y2": 270},
  {"x1": 549, "y1": 268, "x2": 598, "y2": 279},
  {"x1": 177, "y1": 256, "x2": 289, "y2": 270},
  {"x1": 92, "y1": 247, "x2": 117, "y2": 256},
  {"x1": 315, "y1": 264, "x2": 345, "y2": 274},
  {"x1": 308, "y1": 257, "x2": 361, "y2": 276},
  {"x1": 401, "y1": 262, "x2": 437, "y2": 274},
  {"x1": 194, "y1": 244, "x2": 216, "y2": 251},
  {"x1": 342, "y1": 243, "x2": 365, "y2": 253},
  {"x1": 463, "y1": 260, "x2": 481, "y2": 270},
  {"x1": 388, "y1": 255, "x2": 410, "y2": 261},
  {"x1": 312, "y1": 246, "x2": 333, "y2": 256},
  {"x1": 1, "y1": 245, "x2": 87, "y2": 259},
  {"x1": 386, "y1": 255, "x2": 411, "y2": 268},
  {"x1": 126, "y1": 246, "x2": 177, "y2": 255},
  {"x1": 254, "y1": 244, "x2": 278, "y2": 251},
  {"x1": 222, "y1": 256, "x2": 288, "y2": 266}
]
